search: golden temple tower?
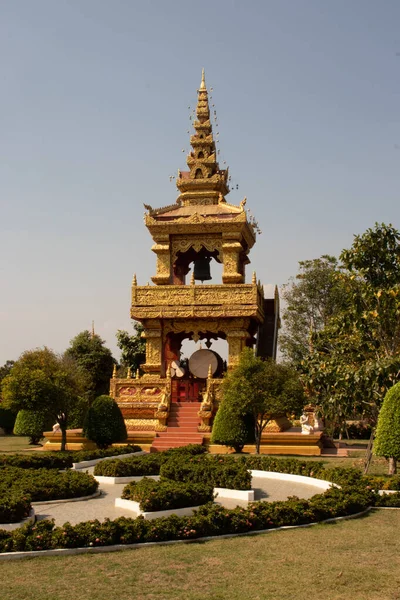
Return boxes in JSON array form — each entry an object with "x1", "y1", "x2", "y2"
[{"x1": 110, "y1": 71, "x2": 278, "y2": 450}]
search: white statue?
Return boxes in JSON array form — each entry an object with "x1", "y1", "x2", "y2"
[
  {"x1": 300, "y1": 413, "x2": 313, "y2": 435},
  {"x1": 52, "y1": 422, "x2": 61, "y2": 434}
]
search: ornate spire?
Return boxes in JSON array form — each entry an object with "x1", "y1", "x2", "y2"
[
  {"x1": 176, "y1": 69, "x2": 229, "y2": 206},
  {"x1": 200, "y1": 67, "x2": 206, "y2": 90}
]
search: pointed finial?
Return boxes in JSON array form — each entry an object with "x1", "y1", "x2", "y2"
[
  {"x1": 252, "y1": 271, "x2": 257, "y2": 285},
  {"x1": 136, "y1": 368, "x2": 140, "y2": 379},
  {"x1": 166, "y1": 364, "x2": 171, "y2": 379},
  {"x1": 132, "y1": 274, "x2": 137, "y2": 286},
  {"x1": 208, "y1": 363, "x2": 213, "y2": 379},
  {"x1": 190, "y1": 271, "x2": 195, "y2": 285},
  {"x1": 112, "y1": 364, "x2": 117, "y2": 378},
  {"x1": 127, "y1": 367, "x2": 132, "y2": 379},
  {"x1": 200, "y1": 68, "x2": 206, "y2": 90}
]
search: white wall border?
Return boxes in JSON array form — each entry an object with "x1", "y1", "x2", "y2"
[
  {"x1": 95, "y1": 475, "x2": 160, "y2": 485},
  {"x1": 115, "y1": 497, "x2": 201, "y2": 520},
  {"x1": 72, "y1": 451, "x2": 146, "y2": 470},
  {"x1": 250, "y1": 470, "x2": 335, "y2": 491}
]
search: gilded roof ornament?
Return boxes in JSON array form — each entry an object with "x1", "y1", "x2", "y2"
[{"x1": 200, "y1": 68, "x2": 206, "y2": 90}]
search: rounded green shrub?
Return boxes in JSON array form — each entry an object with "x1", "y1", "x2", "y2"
[
  {"x1": 374, "y1": 382, "x2": 400, "y2": 473},
  {"x1": 121, "y1": 478, "x2": 214, "y2": 512},
  {"x1": 13, "y1": 409, "x2": 53, "y2": 445},
  {"x1": 211, "y1": 400, "x2": 252, "y2": 452},
  {"x1": 83, "y1": 395, "x2": 127, "y2": 449}
]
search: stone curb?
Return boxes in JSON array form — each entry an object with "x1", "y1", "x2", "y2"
[
  {"x1": 0, "y1": 506, "x2": 379, "y2": 561},
  {"x1": 72, "y1": 451, "x2": 146, "y2": 470},
  {"x1": 0, "y1": 509, "x2": 36, "y2": 532},
  {"x1": 32, "y1": 490, "x2": 101, "y2": 506}
]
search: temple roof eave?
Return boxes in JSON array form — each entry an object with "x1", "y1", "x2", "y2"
[{"x1": 145, "y1": 214, "x2": 257, "y2": 247}]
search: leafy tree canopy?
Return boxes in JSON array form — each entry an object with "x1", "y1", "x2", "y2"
[
  {"x1": 116, "y1": 321, "x2": 146, "y2": 374},
  {"x1": 300, "y1": 223, "x2": 400, "y2": 430},
  {"x1": 65, "y1": 331, "x2": 116, "y2": 401},
  {"x1": 0, "y1": 360, "x2": 15, "y2": 385},
  {"x1": 1, "y1": 348, "x2": 87, "y2": 450},
  {"x1": 222, "y1": 349, "x2": 305, "y2": 453},
  {"x1": 280, "y1": 255, "x2": 348, "y2": 367}
]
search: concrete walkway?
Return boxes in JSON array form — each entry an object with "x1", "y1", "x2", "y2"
[{"x1": 34, "y1": 469, "x2": 326, "y2": 525}]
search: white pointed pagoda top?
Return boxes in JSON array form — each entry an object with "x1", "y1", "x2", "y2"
[{"x1": 200, "y1": 68, "x2": 206, "y2": 90}]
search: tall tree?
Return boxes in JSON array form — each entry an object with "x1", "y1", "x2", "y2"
[
  {"x1": 65, "y1": 331, "x2": 116, "y2": 401},
  {"x1": 222, "y1": 349, "x2": 305, "y2": 453},
  {"x1": 279, "y1": 256, "x2": 348, "y2": 367},
  {"x1": 116, "y1": 322, "x2": 146, "y2": 374},
  {"x1": 301, "y1": 223, "x2": 400, "y2": 431},
  {"x1": 1, "y1": 348, "x2": 87, "y2": 450}
]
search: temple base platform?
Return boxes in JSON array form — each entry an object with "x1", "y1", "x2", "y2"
[
  {"x1": 43, "y1": 430, "x2": 156, "y2": 452},
  {"x1": 43, "y1": 428, "x2": 325, "y2": 456}
]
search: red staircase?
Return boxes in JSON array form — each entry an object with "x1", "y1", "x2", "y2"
[{"x1": 151, "y1": 403, "x2": 204, "y2": 452}]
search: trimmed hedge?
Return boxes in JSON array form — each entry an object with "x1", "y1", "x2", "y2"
[
  {"x1": 0, "y1": 445, "x2": 141, "y2": 471},
  {"x1": 0, "y1": 453, "x2": 74, "y2": 470},
  {"x1": 240, "y1": 455, "x2": 325, "y2": 478},
  {"x1": 0, "y1": 467, "x2": 98, "y2": 523},
  {"x1": 70, "y1": 445, "x2": 141, "y2": 463},
  {"x1": 121, "y1": 478, "x2": 214, "y2": 512},
  {"x1": 159, "y1": 455, "x2": 252, "y2": 490},
  {"x1": 93, "y1": 444, "x2": 206, "y2": 477},
  {"x1": 375, "y1": 492, "x2": 400, "y2": 507},
  {"x1": 0, "y1": 493, "x2": 32, "y2": 524},
  {"x1": 0, "y1": 485, "x2": 382, "y2": 553}
]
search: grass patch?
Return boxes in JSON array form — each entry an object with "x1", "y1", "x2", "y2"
[
  {"x1": 0, "y1": 510, "x2": 399, "y2": 600},
  {"x1": 0, "y1": 436, "x2": 38, "y2": 454}
]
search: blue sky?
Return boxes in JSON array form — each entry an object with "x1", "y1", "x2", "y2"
[{"x1": 1, "y1": 0, "x2": 399, "y2": 365}]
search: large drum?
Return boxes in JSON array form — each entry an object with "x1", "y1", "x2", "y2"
[{"x1": 188, "y1": 349, "x2": 219, "y2": 379}]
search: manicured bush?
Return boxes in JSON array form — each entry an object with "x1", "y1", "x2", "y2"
[
  {"x1": 240, "y1": 455, "x2": 325, "y2": 478},
  {"x1": 83, "y1": 395, "x2": 127, "y2": 449},
  {"x1": 375, "y1": 492, "x2": 400, "y2": 507},
  {"x1": 0, "y1": 492, "x2": 32, "y2": 524},
  {"x1": 13, "y1": 409, "x2": 53, "y2": 445},
  {"x1": 374, "y1": 382, "x2": 400, "y2": 474},
  {"x1": 93, "y1": 444, "x2": 206, "y2": 477},
  {"x1": 94, "y1": 453, "x2": 164, "y2": 477},
  {"x1": 0, "y1": 467, "x2": 98, "y2": 505},
  {"x1": 121, "y1": 478, "x2": 214, "y2": 512},
  {"x1": 159, "y1": 455, "x2": 252, "y2": 490},
  {"x1": 70, "y1": 444, "x2": 141, "y2": 463},
  {"x1": 0, "y1": 453, "x2": 73, "y2": 470},
  {"x1": 0, "y1": 483, "x2": 381, "y2": 553},
  {"x1": 211, "y1": 399, "x2": 250, "y2": 452}
]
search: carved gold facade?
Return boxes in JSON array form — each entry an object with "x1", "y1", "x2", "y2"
[{"x1": 111, "y1": 70, "x2": 269, "y2": 436}]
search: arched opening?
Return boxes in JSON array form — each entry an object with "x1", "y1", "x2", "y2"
[
  {"x1": 164, "y1": 332, "x2": 228, "y2": 403},
  {"x1": 197, "y1": 151, "x2": 204, "y2": 159},
  {"x1": 194, "y1": 168, "x2": 203, "y2": 179},
  {"x1": 173, "y1": 246, "x2": 223, "y2": 284}
]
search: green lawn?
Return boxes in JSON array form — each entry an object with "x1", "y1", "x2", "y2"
[
  {"x1": 1, "y1": 510, "x2": 399, "y2": 600},
  {"x1": 0, "y1": 435, "x2": 40, "y2": 454}
]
